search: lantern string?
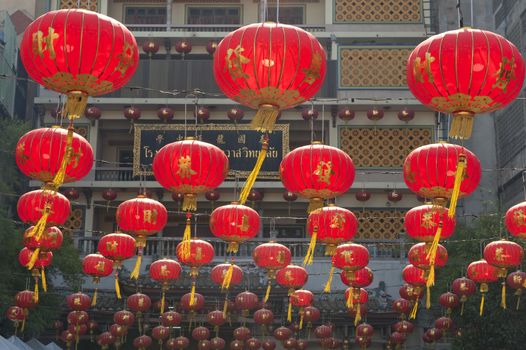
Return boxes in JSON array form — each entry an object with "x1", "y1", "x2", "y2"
[{"x1": 456, "y1": 0, "x2": 464, "y2": 28}]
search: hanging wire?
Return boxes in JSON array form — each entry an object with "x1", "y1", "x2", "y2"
[
  {"x1": 276, "y1": 0, "x2": 280, "y2": 23},
  {"x1": 321, "y1": 104, "x2": 325, "y2": 143},
  {"x1": 456, "y1": 0, "x2": 464, "y2": 28}
]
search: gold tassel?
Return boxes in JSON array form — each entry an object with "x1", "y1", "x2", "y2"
[
  {"x1": 161, "y1": 289, "x2": 166, "y2": 314},
  {"x1": 130, "y1": 254, "x2": 142, "y2": 280},
  {"x1": 479, "y1": 293, "x2": 485, "y2": 316},
  {"x1": 287, "y1": 300, "x2": 292, "y2": 322},
  {"x1": 182, "y1": 194, "x2": 197, "y2": 212},
  {"x1": 346, "y1": 289, "x2": 354, "y2": 309},
  {"x1": 425, "y1": 223, "x2": 442, "y2": 288},
  {"x1": 426, "y1": 285, "x2": 431, "y2": 309},
  {"x1": 52, "y1": 127, "x2": 75, "y2": 188},
  {"x1": 324, "y1": 244, "x2": 337, "y2": 256},
  {"x1": 307, "y1": 198, "x2": 324, "y2": 213},
  {"x1": 448, "y1": 155, "x2": 466, "y2": 218},
  {"x1": 239, "y1": 137, "x2": 269, "y2": 205},
  {"x1": 223, "y1": 298, "x2": 229, "y2": 318},
  {"x1": 64, "y1": 91, "x2": 89, "y2": 120},
  {"x1": 324, "y1": 266, "x2": 335, "y2": 293},
  {"x1": 21, "y1": 317, "x2": 26, "y2": 333},
  {"x1": 190, "y1": 282, "x2": 196, "y2": 306},
  {"x1": 26, "y1": 205, "x2": 51, "y2": 240},
  {"x1": 354, "y1": 304, "x2": 361, "y2": 326},
  {"x1": 409, "y1": 297, "x2": 419, "y2": 320},
  {"x1": 449, "y1": 111, "x2": 474, "y2": 140},
  {"x1": 250, "y1": 104, "x2": 280, "y2": 133},
  {"x1": 115, "y1": 273, "x2": 122, "y2": 299},
  {"x1": 222, "y1": 264, "x2": 234, "y2": 290},
  {"x1": 264, "y1": 281, "x2": 272, "y2": 303},
  {"x1": 91, "y1": 288, "x2": 98, "y2": 306},
  {"x1": 501, "y1": 282, "x2": 507, "y2": 309},
  {"x1": 299, "y1": 313, "x2": 304, "y2": 330},
  {"x1": 41, "y1": 268, "x2": 47, "y2": 292},
  {"x1": 34, "y1": 281, "x2": 39, "y2": 304},
  {"x1": 303, "y1": 228, "x2": 317, "y2": 266},
  {"x1": 226, "y1": 242, "x2": 239, "y2": 254},
  {"x1": 182, "y1": 214, "x2": 192, "y2": 259},
  {"x1": 427, "y1": 264, "x2": 435, "y2": 289},
  {"x1": 26, "y1": 248, "x2": 41, "y2": 270}
]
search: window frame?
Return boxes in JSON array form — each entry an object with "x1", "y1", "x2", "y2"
[
  {"x1": 184, "y1": 4, "x2": 243, "y2": 25},
  {"x1": 261, "y1": 4, "x2": 306, "y2": 25},
  {"x1": 123, "y1": 5, "x2": 168, "y2": 25}
]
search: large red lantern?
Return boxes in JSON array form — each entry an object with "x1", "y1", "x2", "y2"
[
  {"x1": 20, "y1": 9, "x2": 138, "y2": 119},
  {"x1": 210, "y1": 203, "x2": 260, "y2": 253},
  {"x1": 290, "y1": 289, "x2": 314, "y2": 329},
  {"x1": 66, "y1": 292, "x2": 91, "y2": 311},
  {"x1": 153, "y1": 139, "x2": 228, "y2": 211},
  {"x1": 340, "y1": 267, "x2": 374, "y2": 289},
  {"x1": 326, "y1": 243, "x2": 369, "y2": 293},
  {"x1": 82, "y1": 253, "x2": 113, "y2": 306},
  {"x1": 276, "y1": 265, "x2": 308, "y2": 293},
  {"x1": 451, "y1": 277, "x2": 477, "y2": 315},
  {"x1": 213, "y1": 22, "x2": 326, "y2": 132},
  {"x1": 235, "y1": 291, "x2": 258, "y2": 316},
  {"x1": 505, "y1": 202, "x2": 526, "y2": 239},
  {"x1": 149, "y1": 258, "x2": 181, "y2": 313},
  {"x1": 407, "y1": 27, "x2": 525, "y2": 139},
  {"x1": 98, "y1": 232, "x2": 136, "y2": 299},
  {"x1": 211, "y1": 263, "x2": 243, "y2": 290},
  {"x1": 16, "y1": 127, "x2": 94, "y2": 186},
  {"x1": 280, "y1": 143, "x2": 355, "y2": 212},
  {"x1": 304, "y1": 205, "x2": 358, "y2": 263},
  {"x1": 467, "y1": 259, "x2": 499, "y2": 315},
  {"x1": 404, "y1": 204, "x2": 456, "y2": 242},
  {"x1": 253, "y1": 242, "x2": 291, "y2": 302}
]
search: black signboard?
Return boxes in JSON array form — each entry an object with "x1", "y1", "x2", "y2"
[{"x1": 133, "y1": 124, "x2": 289, "y2": 179}]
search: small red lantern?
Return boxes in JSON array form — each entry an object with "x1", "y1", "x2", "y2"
[
  {"x1": 235, "y1": 291, "x2": 258, "y2": 316},
  {"x1": 102, "y1": 188, "x2": 117, "y2": 201},
  {"x1": 230, "y1": 340, "x2": 244, "y2": 350},
  {"x1": 327, "y1": 243, "x2": 369, "y2": 293},
  {"x1": 392, "y1": 298, "x2": 412, "y2": 317},
  {"x1": 314, "y1": 325, "x2": 331, "y2": 339},
  {"x1": 467, "y1": 259, "x2": 499, "y2": 315},
  {"x1": 6, "y1": 306, "x2": 26, "y2": 332},
  {"x1": 344, "y1": 287, "x2": 368, "y2": 325},
  {"x1": 61, "y1": 331, "x2": 75, "y2": 348},
  {"x1": 387, "y1": 190, "x2": 402, "y2": 202},
  {"x1": 205, "y1": 190, "x2": 220, "y2": 202},
  {"x1": 133, "y1": 335, "x2": 152, "y2": 350},
  {"x1": 393, "y1": 320, "x2": 414, "y2": 334},
  {"x1": 195, "y1": 106, "x2": 210, "y2": 122},
  {"x1": 406, "y1": 27, "x2": 525, "y2": 139},
  {"x1": 451, "y1": 277, "x2": 476, "y2": 315},
  {"x1": 192, "y1": 326, "x2": 211, "y2": 341},
  {"x1": 173, "y1": 336, "x2": 190, "y2": 350},
  {"x1": 340, "y1": 267, "x2": 374, "y2": 289},
  {"x1": 63, "y1": 188, "x2": 80, "y2": 200},
  {"x1": 366, "y1": 108, "x2": 384, "y2": 121},
  {"x1": 305, "y1": 205, "x2": 358, "y2": 263},
  {"x1": 175, "y1": 40, "x2": 192, "y2": 55},
  {"x1": 180, "y1": 292, "x2": 205, "y2": 313},
  {"x1": 23, "y1": 226, "x2": 63, "y2": 252},
  {"x1": 85, "y1": 105, "x2": 102, "y2": 122},
  {"x1": 66, "y1": 292, "x2": 91, "y2": 311},
  {"x1": 18, "y1": 248, "x2": 52, "y2": 300},
  {"x1": 98, "y1": 232, "x2": 136, "y2": 299},
  {"x1": 337, "y1": 107, "x2": 355, "y2": 122},
  {"x1": 161, "y1": 311, "x2": 182, "y2": 327},
  {"x1": 283, "y1": 338, "x2": 297, "y2": 350},
  {"x1": 152, "y1": 326, "x2": 170, "y2": 348},
  {"x1": 398, "y1": 108, "x2": 415, "y2": 122},
  {"x1": 438, "y1": 292, "x2": 460, "y2": 314},
  {"x1": 276, "y1": 265, "x2": 308, "y2": 293},
  {"x1": 211, "y1": 263, "x2": 243, "y2": 291},
  {"x1": 254, "y1": 308, "x2": 274, "y2": 327},
  {"x1": 109, "y1": 323, "x2": 127, "y2": 338},
  {"x1": 246, "y1": 338, "x2": 261, "y2": 350},
  {"x1": 253, "y1": 242, "x2": 291, "y2": 302},
  {"x1": 157, "y1": 106, "x2": 175, "y2": 122},
  {"x1": 127, "y1": 292, "x2": 151, "y2": 332},
  {"x1": 211, "y1": 337, "x2": 226, "y2": 350},
  {"x1": 124, "y1": 106, "x2": 141, "y2": 121},
  {"x1": 113, "y1": 310, "x2": 135, "y2": 327},
  {"x1": 207, "y1": 41, "x2": 218, "y2": 56},
  {"x1": 233, "y1": 326, "x2": 251, "y2": 341},
  {"x1": 150, "y1": 258, "x2": 182, "y2": 313},
  {"x1": 290, "y1": 289, "x2": 314, "y2": 328},
  {"x1": 434, "y1": 316, "x2": 453, "y2": 331},
  {"x1": 273, "y1": 326, "x2": 292, "y2": 341},
  {"x1": 426, "y1": 328, "x2": 443, "y2": 342},
  {"x1": 207, "y1": 310, "x2": 226, "y2": 330},
  {"x1": 303, "y1": 306, "x2": 320, "y2": 327},
  {"x1": 389, "y1": 332, "x2": 405, "y2": 346},
  {"x1": 280, "y1": 143, "x2": 355, "y2": 212},
  {"x1": 507, "y1": 271, "x2": 526, "y2": 310},
  {"x1": 356, "y1": 323, "x2": 373, "y2": 337},
  {"x1": 302, "y1": 108, "x2": 319, "y2": 121},
  {"x1": 247, "y1": 189, "x2": 264, "y2": 203},
  {"x1": 143, "y1": 41, "x2": 160, "y2": 56},
  {"x1": 354, "y1": 336, "x2": 371, "y2": 349},
  {"x1": 355, "y1": 189, "x2": 371, "y2": 202},
  {"x1": 67, "y1": 310, "x2": 89, "y2": 326},
  {"x1": 262, "y1": 341, "x2": 275, "y2": 350},
  {"x1": 18, "y1": 189, "x2": 71, "y2": 228},
  {"x1": 176, "y1": 239, "x2": 214, "y2": 306},
  {"x1": 153, "y1": 138, "x2": 228, "y2": 211},
  {"x1": 199, "y1": 340, "x2": 211, "y2": 350},
  {"x1": 505, "y1": 202, "x2": 526, "y2": 238},
  {"x1": 213, "y1": 22, "x2": 326, "y2": 132},
  {"x1": 408, "y1": 243, "x2": 448, "y2": 285},
  {"x1": 210, "y1": 203, "x2": 260, "y2": 253},
  {"x1": 227, "y1": 107, "x2": 244, "y2": 121},
  {"x1": 82, "y1": 253, "x2": 113, "y2": 306},
  {"x1": 404, "y1": 204, "x2": 456, "y2": 242}
]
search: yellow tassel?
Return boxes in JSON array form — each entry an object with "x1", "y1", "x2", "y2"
[
  {"x1": 34, "y1": 282, "x2": 39, "y2": 304},
  {"x1": 182, "y1": 194, "x2": 197, "y2": 212},
  {"x1": 115, "y1": 273, "x2": 121, "y2": 299},
  {"x1": 303, "y1": 228, "x2": 317, "y2": 266},
  {"x1": 287, "y1": 300, "x2": 292, "y2": 322},
  {"x1": 448, "y1": 155, "x2": 466, "y2": 218},
  {"x1": 223, "y1": 298, "x2": 229, "y2": 318},
  {"x1": 26, "y1": 248, "x2": 40, "y2": 270},
  {"x1": 130, "y1": 254, "x2": 142, "y2": 280},
  {"x1": 449, "y1": 111, "x2": 474, "y2": 140},
  {"x1": 461, "y1": 301, "x2": 465, "y2": 316},
  {"x1": 501, "y1": 282, "x2": 507, "y2": 309},
  {"x1": 426, "y1": 285, "x2": 431, "y2": 309},
  {"x1": 239, "y1": 137, "x2": 269, "y2": 205},
  {"x1": 190, "y1": 282, "x2": 196, "y2": 306},
  {"x1": 63, "y1": 91, "x2": 89, "y2": 120},
  {"x1": 354, "y1": 304, "x2": 361, "y2": 326},
  {"x1": 264, "y1": 281, "x2": 272, "y2": 303},
  {"x1": 409, "y1": 297, "x2": 419, "y2": 320},
  {"x1": 41, "y1": 268, "x2": 47, "y2": 292},
  {"x1": 427, "y1": 264, "x2": 435, "y2": 289},
  {"x1": 227, "y1": 242, "x2": 239, "y2": 254},
  {"x1": 161, "y1": 289, "x2": 166, "y2": 314},
  {"x1": 91, "y1": 288, "x2": 98, "y2": 306},
  {"x1": 479, "y1": 293, "x2": 485, "y2": 316},
  {"x1": 182, "y1": 215, "x2": 192, "y2": 259},
  {"x1": 222, "y1": 264, "x2": 234, "y2": 290},
  {"x1": 324, "y1": 266, "x2": 335, "y2": 293},
  {"x1": 21, "y1": 318, "x2": 26, "y2": 333},
  {"x1": 26, "y1": 206, "x2": 51, "y2": 240},
  {"x1": 346, "y1": 289, "x2": 354, "y2": 309},
  {"x1": 307, "y1": 198, "x2": 324, "y2": 213},
  {"x1": 52, "y1": 127, "x2": 75, "y2": 188},
  {"x1": 250, "y1": 105, "x2": 280, "y2": 133}
]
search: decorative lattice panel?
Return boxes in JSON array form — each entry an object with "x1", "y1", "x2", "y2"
[
  {"x1": 355, "y1": 209, "x2": 404, "y2": 240},
  {"x1": 334, "y1": 0, "x2": 422, "y2": 23},
  {"x1": 60, "y1": 0, "x2": 98, "y2": 11},
  {"x1": 63, "y1": 207, "x2": 84, "y2": 235},
  {"x1": 340, "y1": 127, "x2": 433, "y2": 168},
  {"x1": 339, "y1": 47, "x2": 412, "y2": 88}
]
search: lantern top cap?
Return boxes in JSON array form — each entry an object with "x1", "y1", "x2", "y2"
[{"x1": 311, "y1": 141, "x2": 323, "y2": 145}]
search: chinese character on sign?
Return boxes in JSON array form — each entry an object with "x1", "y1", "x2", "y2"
[{"x1": 217, "y1": 134, "x2": 226, "y2": 144}]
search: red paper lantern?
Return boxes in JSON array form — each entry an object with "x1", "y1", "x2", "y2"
[
  {"x1": 116, "y1": 195, "x2": 168, "y2": 237},
  {"x1": 302, "y1": 108, "x2": 319, "y2": 121},
  {"x1": 340, "y1": 267, "x2": 374, "y2": 288},
  {"x1": 283, "y1": 191, "x2": 298, "y2": 202},
  {"x1": 192, "y1": 326, "x2": 211, "y2": 341},
  {"x1": 161, "y1": 311, "x2": 182, "y2": 327},
  {"x1": 20, "y1": 9, "x2": 138, "y2": 119},
  {"x1": 110, "y1": 323, "x2": 128, "y2": 338},
  {"x1": 467, "y1": 260, "x2": 499, "y2": 315},
  {"x1": 211, "y1": 337, "x2": 226, "y2": 350},
  {"x1": 507, "y1": 270, "x2": 526, "y2": 309},
  {"x1": 262, "y1": 341, "x2": 276, "y2": 350},
  {"x1": 24, "y1": 226, "x2": 63, "y2": 251},
  {"x1": 283, "y1": 338, "x2": 297, "y2": 350},
  {"x1": 451, "y1": 277, "x2": 476, "y2": 315},
  {"x1": 344, "y1": 288, "x2": 368, "y2": 307},
  {"x1": 18, "y1": 189, "x2": 71, "y2": 226},
  {"x1": 404, "y1": 204, "x2": 456, "y2": 242},
  {"x1": 337, "y1": 107, "x2": 354, "y2": 122},
  {"x1": 253, "y1": 308, "x2": 274, "y2": 325},
  {"x1": 82, "y1": 253, "x2": 112, "y2": 305},
  {"x1": 233, "y1": 326, "x2": 251, "y2": 341},
  {"x1": 143, "y1": 41, "x2": 160, "y2": 56},
  {"x1": 483, "y1": 239, "x2": 524, "y2": 277},
  {"x1": 176, "y1": 239, "x2": 214, "y2": 271},
  {"x1": 157, "y1": 106, "x2": 174, "y2": 121},
  {"x1": 314, "y1": 325, "x2": 331, "y2": 339},
  {"x1": 398, "y1": 108, "x2": 415, "y2": 122},
  {"x1": 210, "y1": 203, "x2": 261, "y2": 252},
  {"x1": 207, "y1": 41, "x2": 218, "y2": 56},
  {"x1": 505, "y1": 202, "x2": 526, "y2": 238},
  {"x1": 407, "y1": 27, "x2": 525, "y2": 139},
  {"x1": 18, "y1": 247, "x2": 52, "y2": 270},
  {"x1": 207, "y1": 310, "x2": 226, "y2": 328},
  {"x1": 113, "y1": 310, "x2": 135, "y2": 327},
  {"x1": 393, "y1": 320, "x2": 414, "y2": 334},
  {"x1": 399, "y1": 284, "x2": 424, "y2": 302},
  {"x1": 392, "y1": 298, "x2": 412, "y2": 316},
  {"x1": 408, "y1": 243, "x2": 448, "y2": 269},
  {"x1": 291, "y1": 289, "x2": 314, "y2": 308},
  {"x1": 435, "y1": 316, "x2": 453, "y2": 330},
  {"x1": 253, "y1": 242, "x2": 291, "y2": 301},
  {"x1": 134, "y1": 335, "x2": 153, "y2": 349},
  {"x1": 213, "y1": 22, "x2": 326, "y2": 132},
  {"x1": 355, "y1": 336, "x2": 371, "y2": 349},
  {"x1": 276, "y1": 265, "x2": 308, "y2": 292},
  {"x1": 16, "y1": 127, "x2": 94, "y2": 184},
  {"x1": 280, "y1": 143, "x2": 355, "y2": 212},
  {"x1": 102, "y1": 188, "x2": 117, "y2": 201},
  {"x1": 98, "y1": 232, "x2": 136, "y2": 299},
  {"x1": 67, "y1": 323, "x2": 87, "y2": 336},
  {"x1": 366, "y1": 108, "x2": 384, "y2": 121},
  {"x1": 403, "y1": 143, "x2": 481, "y2": 204},
  {"x1": 227, "y1": 107, "x2": 244, "y2": 121},
  {"x1": 438, "y1": 292, "x2": 460, "y2": 313},
  {"x1": 305, "y1": 205, "x2": 358, "y2": 259},
  {"x1": 173, "y1": 337, "x2": 190, "y2": 350},
  {"x1": 98, "y1": 332, "x2": 116, "y2": 348},
  {"x1": 297, "y1": 339, "x2": 308, "y2": 350},
  {"x1": 235, "y1": 291, "x2": 258, "y2": 316},
  {"x1": 402, "y1": 265, "x2": 426, "y2": 287},
  {"x1": 246, "y1": 338, "x2": 261, "y2": 350},
  {"x1": 425, "y1": 328, "x2": 443, "y2": 342},
  {"x1": 332, "y1": 243, "x2": 369, "y2": 272},
  {"x1": 63, "y1": 188, "x2": 80, "y2": 200},
  {"x1": 303, "y1": 306, "x2": 320, "y2": 326},
  {"x1": 356, "y1": 323, "x2": 373, "y2": 337},
  {"x1": 273, "y1": 326, "x2": 292, "y2": 341},
  {"x1": 211, "y1": 263, "x2": 243, "y2": 289},
  {"x1": 127, "y1": 292, "x2": 151, "y2": 313},
  {"x1": 67, "y1": 311, "x2": 89, "y2": 325},
  {"x1": 180, "y1": 292, "x2": 205, "y2": 312},
  {"x1": 205, "y1": 190, "x2": 220, "y2": 202},
  {"x1": 150, "y1": 258, "x2": 181, "y2": 313},
  {"x1": 195, "y1": 107, "x2": 210, "y2": 122},
  {"x1": 355, "y1": 189, "x2": 371, "y2": 202},
  {"x1": 61, "y1": 331, "x2": 75, "y2": 346},
  {"x1": 389, "y1": 332, "x2": 405, "y2": 345},
  {"x1": 230, "y1": 340, "x2": 244, "y2": 350},
  {"x1": 152, "y1": 326, "x2": 170, "y2": 344},
  {"x1": 66, "y1": 292, "x2": 91, "y2": 311},
  {"x1": 153, "y1": 139, "x2": 228, "y2": 211},
  {"x1": 85, "y1": 105, "x2": 101, "y2": 121},
  {"x1": 175, "y1": 40, "x2": 192, "y2": 54}
]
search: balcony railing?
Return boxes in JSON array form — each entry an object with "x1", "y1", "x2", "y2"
[
  {"x1": 126, "y1": 24, "x2": 327, "y2": 33},
  {"x1": 95, "y1": 167, "x2": 137, "y2": 181},
  {"x1": 76, "y1": 237, "x2": 405, "y2": 260}
]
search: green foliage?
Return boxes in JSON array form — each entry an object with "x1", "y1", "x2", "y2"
[{"x1": 433, "y1": 214, "x2": 526, "y2": 350}]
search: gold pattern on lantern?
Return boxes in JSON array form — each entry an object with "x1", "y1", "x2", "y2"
[
  {"x1": 492, "y1": 57, "x2": 516, "y2": 92},
  {"x1": 32, "y1": 28, "x2": 59, "y2": 59},
  {"x1": 16, "y1": 143, "x2": 28, "y2": 163},
  {"x1": 226, "y1": 45, "x2": 250, "y2": 79},
  {"x1": 431, "y1": 93, "x2": 501, "y2": 114},
  {"x1": 176, "y1": 156, "x2": 197, "y2": 178},
  {"x1": 106, "y1": 240, "x2": 118, "y2": 252},
  {"x1": 513, "y1": 274, "x2": 523, "y2": 284},
  {"x1": 276, "y1": 251, "x2": 285, "y2": 264},
  {"x1": 413, "y1": 52, "x2": 435, "y2": 83},
  {"x1": 195, "y1": 247, "x2": 203, "y2": 260},
  {"x1": 237, "y1": 215, "x2": 250, "y2": 232},
  {"x1": 42, "y1": 72, "x2": 114, "y2": 95},
  {"x1": 74, "y1": 297, "x2": 81, "y2": 305},
  {"x1": 143, "y1": 209, "x2": 158, "y2": 224},
  {"x1": 138, "y1": 297, "x2": 144, "y2": 307},
  {"x1": 330, "y1": 213, "x2": 346, "y2": 229},
  {"x1": 69, "y1": 148, "x2": 83, "y2": 168},
  {"x1": 236, "y1": 87, "x2": 304, "y2": 109},
  {"x1": 420, "y1": 212, "x2": 437, "y2": 229},
  {"x1": 341, "y1": 250, "x2": 354, "y2": 263},
  {"x1": 303, "y1": 52, "x2": 323, "y2": 84},
  {"x1": 116, "y1": 42, "x2": 136, "y2": 76},
  {"x1": 513, "y1": 210, "x2": 526, "y2": 226},
  {"x1": 494, "y1": 247, "x2": 504, "y2": 261},
  {"x1": 95, "y1": 261, "x2": 106, "y2": 272},
  {"x1": 160, "y1": 265, "x2": 170, "y2": 277},
  {"x1": 284, "y1": 270, "x2": 293, "y2": 282},
  {"x1": 314, "y1": 161, "x2": 334, "y2": 184}
]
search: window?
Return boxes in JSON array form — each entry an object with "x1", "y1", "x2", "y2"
[
  {"x1": 125, "y1": 7, "x2": 166, "y2": 25},
  {"x1": 266, "y1": 6, "x2": 305, "y2": 25},
  {"x1": 186, "y1": 7, "x2": 241, "y2": 25}
]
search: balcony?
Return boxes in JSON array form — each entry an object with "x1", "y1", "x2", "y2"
[{"x1": 126, "y1": 24, "x2": 327, "y2": 34}]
